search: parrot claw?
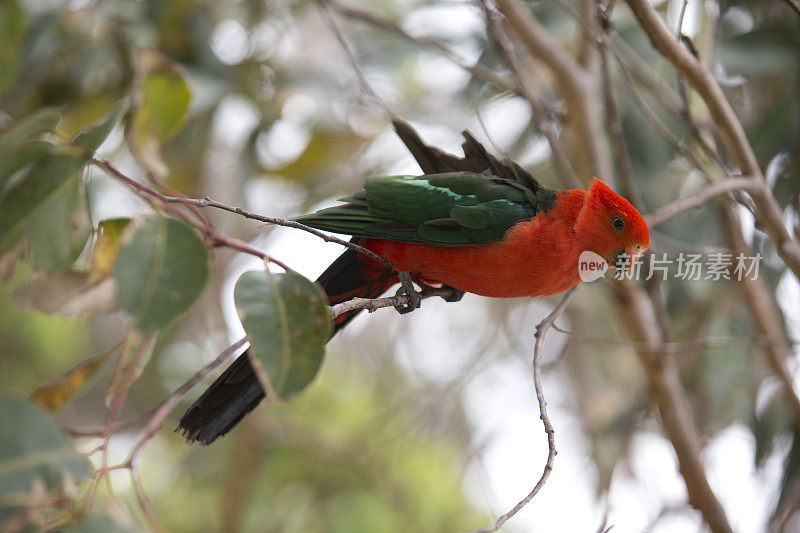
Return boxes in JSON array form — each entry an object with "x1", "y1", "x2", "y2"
[
  {"x1": 394, "y1": 271, "x2": 422, "y2": 314},
  {"x1": 441, "y1": 285, "x2": 465, "y2": 302}
]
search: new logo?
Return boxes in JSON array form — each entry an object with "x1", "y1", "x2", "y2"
[{"x1": 578, "y1": 250, "x2": 608, "y2": 282}]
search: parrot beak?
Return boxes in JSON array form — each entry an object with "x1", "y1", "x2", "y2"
[
  {"x1": 609, "y1": 246, "x2": 644, "y2": 270},
  {"x1": 626, "y1": 245, "x2": 645, "y2": 267}
]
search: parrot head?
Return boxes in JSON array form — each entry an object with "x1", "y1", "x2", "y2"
[{"x1": 576, "y1": 178, "x2": 650, "y2": 269}]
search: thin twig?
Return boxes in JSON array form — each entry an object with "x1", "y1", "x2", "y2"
[
  {"x1": 324, "y1": 0, "x2": 520, "y2": 96},
  {"x1": 624, "y1": 0, "x2": 800, "y2": 280},
  {"x1": 90, "y1": 158, "x2": 297, "y2": 272},
  {"x1": 316, "y1": 0, "x2": 394, "y2": 118},
  {"x1": 566, "y1": 332, "x2": 797, "y2": 354},
  {"x1": 611, "y1": 35, "x2": 684, "y2": 115},
  {"x1": 329, "y1": 285, "x2": 456, "y2": 318},
  {"x1": 494, "y1": 0, "x2": 613, "y2": 182},
  {"x1": 159, "y1": 195, "x2": 394, "y2": 269},
  {"x1": 644, "y1": 176, "x2": 758, "y2": 226},
  {"x1": 465, "y1": 286, "x2": 577, "y2": 533},
  {"x1": 598, "y1": 33, "x2": 644, "y2": 210},
  {"x1": 609, "y1": 40, "x2": 704, "y2": 171},
  {"x1": 480, "y1": 0, "x2": 582, "y2": 188},
  {"x1": 781, "y1": 0, "x2": 800, "y2": 19},
  {"x1": 127, "y1": 337, "x2": 250, "y2": 464}
]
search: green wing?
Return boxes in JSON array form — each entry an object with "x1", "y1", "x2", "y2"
[{"x1": 296, "y1": 172, "x2": 557, "y2": 247}]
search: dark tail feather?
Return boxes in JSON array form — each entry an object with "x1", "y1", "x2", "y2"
[
  {"x1": 176, "y1": 352, "x2": 264, "y2": 445},
  {"x1": 320, "y1": 246, "x2": 397, "y2": 334},
  {"x1": 392, "y1": 118, "x2": 542, "y2": 193},
  {"x1": 177, "y1": 244, "x2": 396, "y2": 444}
]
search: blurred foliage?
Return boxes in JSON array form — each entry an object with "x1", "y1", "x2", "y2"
[{"x1": 0, "y1": 0, "x2": 799, "y2": 531}]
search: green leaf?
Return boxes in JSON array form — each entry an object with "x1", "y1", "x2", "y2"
[
  {"x1": 0, "y1": 0, "x2": 25, "y2": 94},
  {"x1": 26, "y1": 174, "x2": 91, "y2": 271},
  {"x1": 141, "y1": 72, "x2": 191, "y2": 142},
  {"x1": 0, "y1": 107, "x2": 61, "y2": 188},
  {"x1": 73, "y1": 100, "x2": 128, "y2": 154},
  {"x1": 0, "y1": 108, "x2": 60, "y2": 151},
  {"x1": 0, "y1": 140, "x2": 54, "y2": 188},
  {"x1": 129, "y1": 50, "x2": 191, "y2": 176},
  {"x1": 113, "y1": 215, "x2": 208, "y2": 333},
  {"x1": 234, "y1": 270, "x2": 332, "y2": 399},
  {"x1": 0, "y1": 153, "x2": 86, "y2": 257},
  {"x1": 0, "y1": 393, "x2": 90, "y2": 524}
]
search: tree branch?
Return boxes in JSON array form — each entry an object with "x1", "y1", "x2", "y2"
[
  {"x1": 494, "y1": 0, "x2": 612, "y2": 182},
  {"x1": 90, "y1": 158, "x2": 298, "y2": 273},
  {"x1": 623, "y1": 0, "x2": 800, "y2": 280},
  {"x1": 323, "y1": 0, "x2": 520, "y2": 96},
  {"x1": 329, "y1": 285, "x2": 456, "y2": 318},
  {"x1": 644, "y1": 176, "x2": 757, "y2": 226},
  {"x1": 612, "y1": 282, "x2": 734, "y2": 533},
  {"x1": 720, "y1": 205, "x2": 800, "y2": 430},
  {"x1": 159, "y1": 194, "x2": 394, "y2": 270},
  {"x1": 479, "y1": 0, "x2": 582, "y2": 188},
  {"x1": 465, "y1": 286, "x2": 577, "y2": 533}
]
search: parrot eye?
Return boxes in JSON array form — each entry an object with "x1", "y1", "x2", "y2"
[{"x1": 611, "y1": 216, "x2": 625, "y2": 232}]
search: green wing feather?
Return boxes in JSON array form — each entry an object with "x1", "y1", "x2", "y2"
[{"x1": 296, "y1": 171, "x2": 556, "y2": 247}]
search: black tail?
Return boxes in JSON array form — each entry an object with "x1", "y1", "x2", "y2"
[{"x1": 177, "y1": 245, "x2": 396, "y2": 444}]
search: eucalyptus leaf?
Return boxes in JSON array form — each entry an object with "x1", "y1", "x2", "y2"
[
  {"x1": 234, "y1": 270, "x2": 332, "y2": 399},
  {"x1": 73, "y1": 100, "x2": 128, "y2": 154},
  {"x1": 0, "y1": 0, "x2": 24, "y2": 93},
  {"x1": 0, "y1": 140, "x2": 53, "y2": 188},
  {"x1": 0, "y1": 393, "x2": 90, "y2": 524},
  {"x1": 26, "y1": 174, "x2": 91, "y2": 271},
  {"x1": 0, "y1": 107, "x2": 59, "y2": 150},
  {"x1": 30, "y1": 350, "x2": 113, "y2": 413},
  {"x1": 0, "y1": 153, "x2": 86, "y2": 256},
  {"x1": 113, "y1": 215, "x2": 208, "y2": 333},
  {"x1": 90, "y1": 218, "x2": 131, "y2": 280},
  {"x1": 129, "y1": 50, "x2": 191, "y2": 176}
]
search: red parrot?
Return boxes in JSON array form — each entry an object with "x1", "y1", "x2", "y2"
[{"x1": 178, "y1": 120, "x2": 649, "y2": 444}]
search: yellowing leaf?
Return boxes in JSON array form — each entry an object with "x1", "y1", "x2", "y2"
[
  {"x1": 30, "y1": 351, "x2": 113, "y2": 413},
  {"x1": 90, "y1": 218, "x2": 130, "y2": 281}
]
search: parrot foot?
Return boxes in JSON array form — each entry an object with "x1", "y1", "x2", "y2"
[
  {"x1": 394, "y1": 271, "x2": 422, "y2": 314},
  {"x1": 441, "y1": 285, "x2": 465, "y2": 302}
]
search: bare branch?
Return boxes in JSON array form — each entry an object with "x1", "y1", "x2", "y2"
[
  {"x1": 780, "y1": 0, "x2": 800, "y2": 19},
  {"x1": 90, "y1": 158, "x2": 297, "y2": 273},
  {"x1": 128, "y1": 337, "x2": 249, "y2": 464},
  {"x1": 159, "y1": 195, "x2": 394, "y2": 269},
  {"x1": 610, "y1": 35, "x2": 684, "y2": 115},
  {"x1": 608, "y1": 39, "x2": 705, "y2": 171},
  {"x1": 316, "y1": 0, "x2": 394, "y2": 118},
  {"x1": 720, "y1": 205, "x2": 800, "y2": 430},
  {"x1": 623, "y1": 0, "x2": 800, "y2": 280},
  {"x1": 644, "y1": 176, "x2": 758, "y2": 226},
  {"x1": 494, "y1": 0, "x2": 613, "y2": 182},
  {"x1": 324, "y1": 0, "x2": 520, "y2": 96},
  {"x1": 613, "y1": 282, "x2": 734, "y2": 533},
  {"x1": 480, "y1": 0, "x2": 582, "y2": 188},
  {"x1": 329, "y1": 285, "x2": 456, "y2": 318},
  {"x1": 465, "y1": 286, "x2": 577, "y2": 533},
  {"x1": 599, "y1": 34, "x2": 644, "y2": 210}
]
